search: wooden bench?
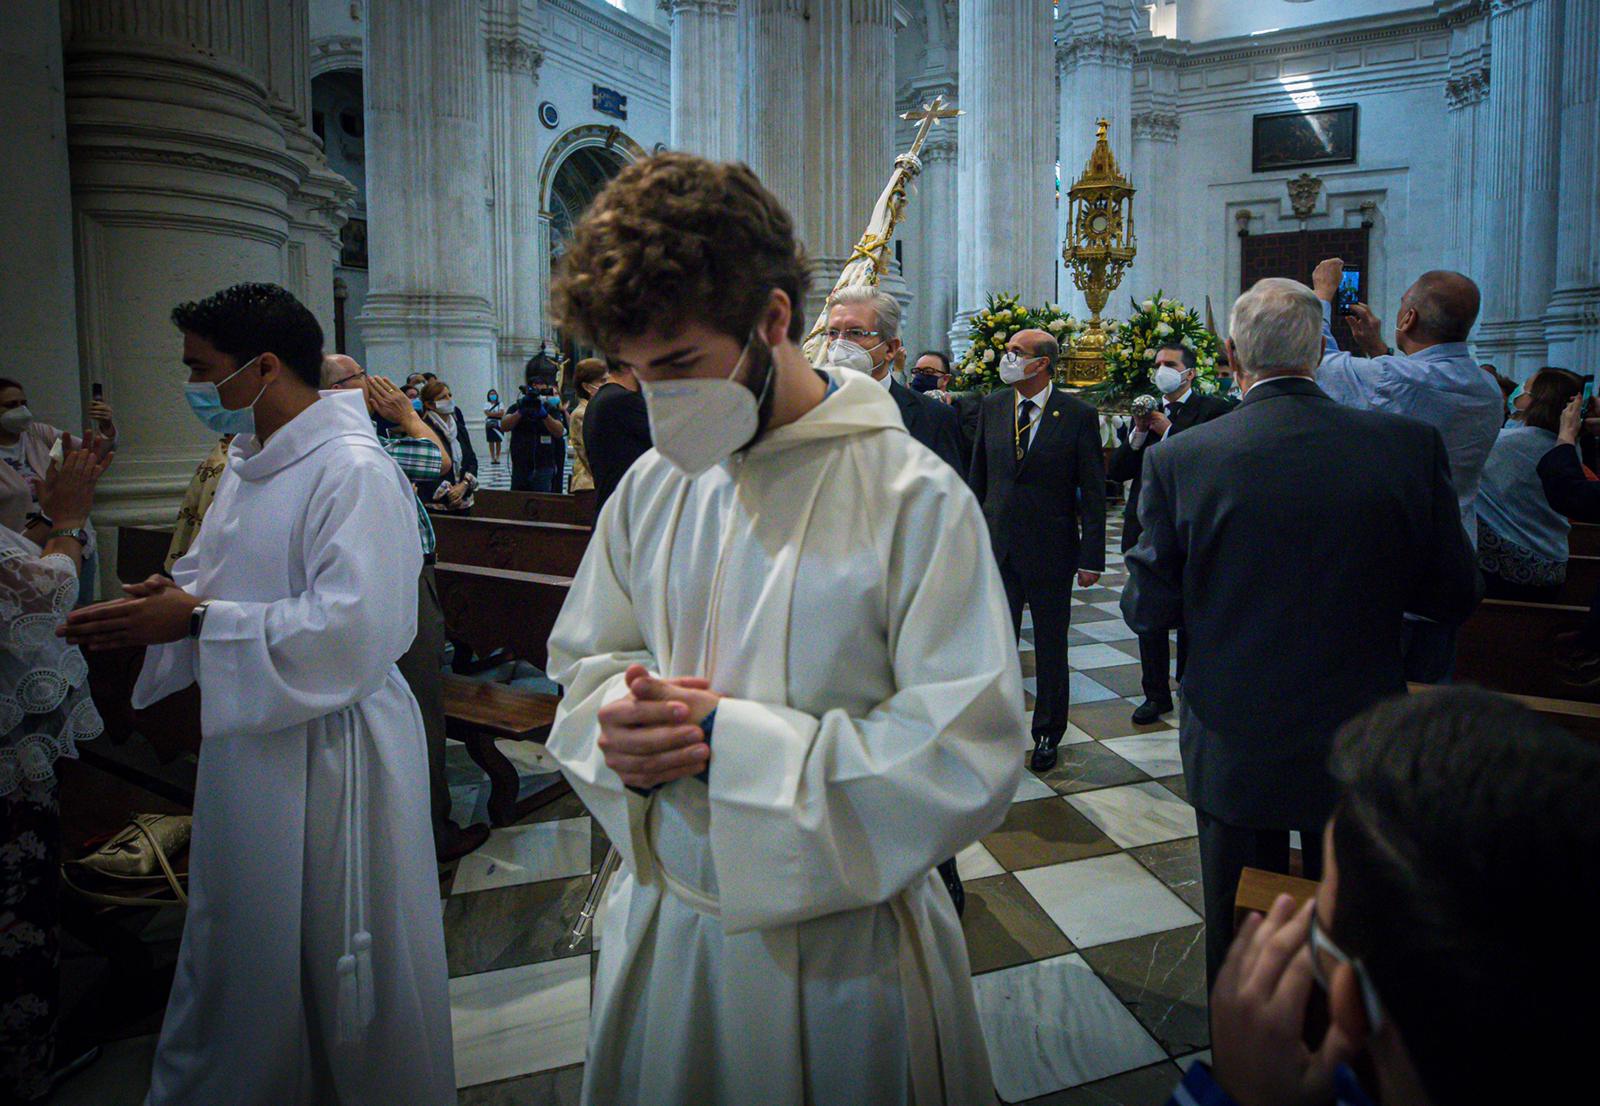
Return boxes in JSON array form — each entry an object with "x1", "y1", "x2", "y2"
[
  {"x1": 434, "y1": 562, "x2": 572, "y2": 672},
  {"x1": 1555, "y1": 554, "x2": 1600, "y2": 606},
  {"x1": 1454, "y1": 598, "x2": 1597, "y2": 703},
  {"x1": 442, "y1": 675, "x2": 571, "y2": 827},
  {"x1": 1410, "y1": 682, "x2": 1600, "y2": 743},
  {"x1": 1572, "y1": 523, "x2": 1600, "y2": 558},
  {"x1": 431, "y1": 514, "x2": 591, "y2": 578},
  {"x1": 1233, "y1": 866, "x2": 1319, "y2": 929},
  {"x1": 471, "y1": 489, "x2": 593, "y2": 526}
]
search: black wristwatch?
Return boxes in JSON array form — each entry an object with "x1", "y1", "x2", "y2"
[{"x1": 189, "y1": 599, "x2": 214, "y2": 639}]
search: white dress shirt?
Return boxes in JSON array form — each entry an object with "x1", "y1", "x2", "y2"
[{"x1": 1014, "y1": 380, "x2": 1052, "y2": 453}]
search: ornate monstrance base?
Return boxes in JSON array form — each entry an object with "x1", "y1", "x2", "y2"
[{"x1": 1063, "y1": 327, "x2": 1108, "y2": 388}]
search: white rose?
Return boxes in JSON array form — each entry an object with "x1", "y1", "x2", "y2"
[
  {"x1": 983, "y1": 349, "x2": 996, "y2": 363},
  {"x1": 1154, "y1": 322, "x2": 1173, "y2": 337},
  {"x1": 1143, "y1": 348, "x2": 1155, "y2": 359},
  {"x1": 1049, "y1": 319, "x2": 1066, "y2": 332},
  {"x1": 1181, "y1": 336, "x2": 1195, "y2": 349},
  {"x1": 1141, "y1": 299, "x2": 1155, "y2": 311}
]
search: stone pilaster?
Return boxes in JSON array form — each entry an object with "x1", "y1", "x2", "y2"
[
  {"x1": 484, "y1": 0, "x2": 546, "y2": 404},
  {"x1": 1128, "y1": 36, "x2": 1181, "y2": 306},
  {"x1": 1544, "y1": 0, "x2": 1600, "y2": 372},
  {"x1": 61, "y1": 0, "x2": 316, "y2": 524},
  {"x1": 1473, "y1": 0, "x2": 1562, "y2": 378},
  {"x1": 359, "y1": 0, "x2": 499, "y2": 406},
  {"x1": 665, "y1": 0, "x2": 741, "y2": 160},
  {"x1": 952, "y1": 0, "x2": 1055, "y2": 351},
  {"x1": 896, "y1": 79, "x2": 959, "y2": 354},
  {"x1": 1441, "y1": 1, "x2": 1490, "y2": 276}
]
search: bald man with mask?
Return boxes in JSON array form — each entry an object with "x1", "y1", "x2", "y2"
[{"x1": 1312, "y1": 260, "x2": 1502, "y2": 683}]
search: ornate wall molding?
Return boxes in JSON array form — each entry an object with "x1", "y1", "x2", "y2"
[
  {"x1": 75, "y1": 144, "x2": 301, "y2": 193},
  {"x1": 486, "y1": 34, "x2": 544, "y2": 75},
  {"x1": 1148, "y1": 11, "x2": 1450, "y2": 69},
  {"x1": 1132, "y1": 110, "x2": 1179, "y2": 143},
  {"x1": 1445, "y1": 66, "x2": 1490, "y2": 108},
  {"x1": 311, "y1": 35, "x2": 363, "y2": 76},
  {"x1": 663, "y1": 0, "x2": 739, "y2": 13},
  {"x1": 1056, "y1": 31, "x2": 1136, "y2": 71},
  {"x1": 1287, "y1": 173, "x2": 1323, "y2": 222}
]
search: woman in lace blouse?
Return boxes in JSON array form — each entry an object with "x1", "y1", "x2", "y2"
[{"x1": 1, "y1": 442, "x2": 111, "y2": 1102}]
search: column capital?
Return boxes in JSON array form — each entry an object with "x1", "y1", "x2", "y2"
[
  {"x1": 486, "y1": 34, "x2": 543, "y2": 75},
  {"x1": 1490, "y1": 0, "x2": 1538, "y2": 15},
  {"x1": 661, "y1": 0, "x2": 740, "y2": 13},
  {"x1": 1055, "y1": 28, "x2": 1136, "y2": 72},
  {"x1": 1445, "y1": 66, "x2": 1490, "y2": 109},
  {"x1": 1131, "y1": 110, "x2": 1180, "y2": 143}
]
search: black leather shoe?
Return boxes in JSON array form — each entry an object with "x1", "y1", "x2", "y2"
[
  {"x1": 936, "y1": 857, "x2": 965, "y2": 917},
  {"x1": 1131, "y1": 699, "x2": 1174, "y2": 726},
  {"x1": 1030, "y1": 733, "x2": 1062, "y2": 772}
]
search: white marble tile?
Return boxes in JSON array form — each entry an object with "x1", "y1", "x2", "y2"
[
  {"x1": 450, "y1": 782, "x2": 489, "y2": 828},
  {"x1": 1091, "y1": 600, "x2": 1127, "y2": 615},
  {"x1": 1068, "y1": 672, "x2": 1120, "y2": 704},
  {"x1": 1013, "y1": 773, "x2": 1058, "y2": 802},
  {"x1": 972, "y1": 953, "x2": 1167, "y2": 1102},
  {"x1": 1177, "y1": 1050, "x2": 1213, "y2": 1073},
  {"x1": 1066, "y1": 781, "x2": 1198, "y2": 849},
  {"x1": 451, "y1": 818, "x2": 592, "y2": 896},
  {"x1": 1016, "y1": 853, "x2": 1201, "y2": 949},
  {"x1": 1075, "y1": 618, "x2": 1139, "y2": 643},
  {"x1": 1101, "y1": 732, "x2": 1183, "y2": 779},
  {"x1": 1068, "y1": 643, "x2": 1136, "y2": 670},
  {"x1": 451, "y1": 955, "x2": 590, "y2": 1089},
  {"x1": 1061, "y1": 722, "x2": 1096, "y2": 746},
  {"x1": 493, "y1": 739, "x2": 561, "y2": 777},
  {"x1": 956, "y1": 839, "x2": 1006, "y2": 880},
  {"x1": 1021, "y1": 676, "x2": 1038, "y2": 697}
]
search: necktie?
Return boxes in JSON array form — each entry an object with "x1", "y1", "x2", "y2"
[
  {"x1": 1016, "y1": 398, "x2": 1036, "y2": 461},
  {"x1": 1166, "y1": 401, "x2": 1179, "y2": 420}
]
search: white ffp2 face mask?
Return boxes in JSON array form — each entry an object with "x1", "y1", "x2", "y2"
[
  {"x1": 639, "y1": 329, "x2": 771, "y2": 477},
  {"x1": 999, "y1": 352, "x2": 1035, "y2": 385},
  {"x1": 824, "y1": 340, "x2": 876, "y2": 375},
  {"x1": 1153, "y1": 366, "x2": 1186, "y2": 395}
]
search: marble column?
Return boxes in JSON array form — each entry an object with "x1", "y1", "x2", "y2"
[
  {"x1": 3, "y1": 0, "x2": 83, "y2": 431},
  {"x1": 484, "y1": 0, "x2": 546, "y2": 407},
  {"x1": 1472, "y1": 0, "x2": 1562, "y2": 379},
  {"x1": 1055, "y1": 1, "x2": 1135, "y2": 316},
  {"x1": 898, "y1": 90, "x2": 959, "y2": 355},
  {"x1": 1442, "y1": 1, "x2": 1490, "y2": 277},
  {"x1": 666, "y1": 0, "x2": 741, "y2": 160},
  {"x1": 1128, "y1": 38, "x2": 1181, "y2": 307},
  {"x1": 62, "y1": 0, "x2": 313, "y2": 525},
  {"x1": 743, "y1": 0, "x2": 809, "y2": 224},
  {"x1": 1544, "y1": 0, "x2": 1600, "y2": 373},
  {"x1": 952, "y1": 0, "x2": 1055, "y2": 351},
  {"x1": 359, "y1": 0, "x2": 499, "y2": 405}
]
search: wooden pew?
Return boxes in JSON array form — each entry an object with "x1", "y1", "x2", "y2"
[
  {"x1": 433, "y1": 562, "x2": 572, "y2": 673},
  {"x1": 116, "y1": 525, "x2": 176, "y2": 584},
  {"x1": 1572, "y1": 523, "x2": 1600, "y2": 558},
  {"x1": 1454, "y1": 598, "x2": 1597, "y2": 703},
  {"x1": 1556, "y1": 554, "x2": 1600, "y2": 607},
  {"x1": 1234, "y1": 867, "x2": 1319, "y2": 930},
  {"x1": 470, "y1": 489, "x2": 593, "y2": 526},
  {"x1": 431, "y1": 514, "x2": 591, "y2": 578},
  {"x1": 442, "y1": 675, "x2": 570, "y2": 827},
  {"x1": 1410, "y1": 681, "x2": 1600, "y2": 744}
]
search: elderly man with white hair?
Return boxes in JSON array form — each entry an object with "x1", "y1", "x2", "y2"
[
  {"x1": 1121, "y1": 277, "x2": 1478, "y2": 984},
  {"x1": 823, "y1": 288, "x2": 964, "y2": 471}
]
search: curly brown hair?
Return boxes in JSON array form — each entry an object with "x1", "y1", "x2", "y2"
[{"x1": 550, "y1": 154, "x2": 810, "y2": 351}]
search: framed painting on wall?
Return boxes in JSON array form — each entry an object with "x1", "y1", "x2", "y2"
[{"x1": 1252, "y1": 104, "x2": 1358, "y2": 172}]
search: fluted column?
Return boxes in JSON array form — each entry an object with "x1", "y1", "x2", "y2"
[
  {"x1": 61, "y1": 0, "x2": 310, "y2": 525},
  {"x1": 666, "y1": 0, "x2": 741, "y2": 159},
  {"x1": 952, "y1": 0, "x2": 1055, "y2": 350},
  {"x1": 3, "y1": 0, "x2": 82, "y2": 432},
  {"x1": 1056, "y1": 1, "x2": 1135, "y2": 316},
  {"x1": 484, "y1": 0, "x2": 545, "y2": 407},
  {"x1": 1442, "y1": 1, "x2": 1490, "y2": 276},
  {"x1": 1473, "y1": 0, "x2": 1562, "y2": 378},
  {"x1": 359, "y1": 0, "x2": 498, "y2": 403},
  {"x1": 744, "y1": 0, "x2": 808, "y2": 222},
  {"x1": 898, "y1": 102, "x2": 959, "y2": 354},
  {"x1": 1544, "y1": 0, "x2": 1600, "y2": 372},
  {"x1": 1129, "y1": 108, "x2": 1179, "y2": 305}
]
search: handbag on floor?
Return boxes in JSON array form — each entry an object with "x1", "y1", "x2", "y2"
[{"x1": 61, "y1": 813, "x2": 191, "y2": 909}]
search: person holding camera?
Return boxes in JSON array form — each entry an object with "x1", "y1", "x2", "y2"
[
  {"x1": 502, "y1": 357, "x2": 568, "y2": 492},
  {"x1": 1311, "y1": 258, "x2": 1502, "y2": 683}
]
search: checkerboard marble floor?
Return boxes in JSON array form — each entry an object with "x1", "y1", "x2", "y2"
[
  {"x1": 61, "y1": 509, "x2": 1211, "y2": 1106},
  {"x1": 439, "y1": 508, "x2": 1210, "y2": 1106}
]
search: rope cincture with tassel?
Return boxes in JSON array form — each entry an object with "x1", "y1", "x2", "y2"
[{"x1": 336, "y1": 706, "x2": 375, "y2": 1044}]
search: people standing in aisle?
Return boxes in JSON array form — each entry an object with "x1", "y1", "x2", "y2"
[
  {"x1": 503, "y1": 355, "x2": 567, "y2": 492},
  {"x1": 483, "y1": 388, "x2": 505, "y2": 466},
  {"x1": 1105, "y1": 345, "x2": 1231, "y2": 725},
  {"x1": 543, "y1": 153, "x2": 1022, "y2": 1106},
  {"x1": 567, "y1": 358, "x2": 607, "y2": 517},
  {"x1": 1122, "y1": 277, "x2": 1478, "y2": 985},
  {"x1": 968, "y1": 328, "x2": 1107, "y2": 772}
]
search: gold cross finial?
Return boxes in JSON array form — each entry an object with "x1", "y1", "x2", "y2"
[{"x1": 899, "y1": 94, "x2": 962, "y2": 159}]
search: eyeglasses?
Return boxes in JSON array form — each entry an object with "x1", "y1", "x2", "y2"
[
  {"x1": 825, "y1": 328, "x2": 882, "y2": 343},
  {"x1": 1307, "y1": 905, "x2": 1386, "y2": 1032},
  {"x1": 331, "y1": 370, "x2": 366, "y2": 389}
]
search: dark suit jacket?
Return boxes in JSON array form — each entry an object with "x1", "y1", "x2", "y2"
[
  {"x1": 1106, "y1": 391, "x2": 1232, "y2": 552},
  {"x1": 951, "y1": 392, "x2": 983, "y2": 469},
  {"x1": 968, "y1": 385, "x2": 1107, "y2": 579},
  {"x1": 1121, "y1": 377, "x2": 1478, "y2": 828},
  {"x1": 1537, "y1": 442, "x2": 1600, "y2": 522},
  {"x1": 585, "y1": 381, "x2": 653, "y2": 513},
  {"x1": 889, "y1": 378, "x2": 964, "y2": 472}
]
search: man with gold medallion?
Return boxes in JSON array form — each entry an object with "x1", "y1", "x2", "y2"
[{"x1": 968, "y1": 329, "x2": 1107, "y2": 771}]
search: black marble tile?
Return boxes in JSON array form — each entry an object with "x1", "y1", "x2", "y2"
[
  {"x1": 1066, "y1": 628, "x2": 1095, "y2": 647},
  {"x1": 1156, "y1": 774, "x2": 1188, "y2": 803},
  {"x1": 1090, "y1": 662, "x2": 1170, "y2": 701},
  {"x1": 982, "y1": 797, "x2": 1120, "y2": 871},
  {"x1": 1128, "y1": 838, "x2": 1204, "y2": 915},
  {"x1": 1070, "y1": 700, "x2": 1172, "y2": 741},
  {"x1": 1038, "y1": 742, "x2": 1150, "y2": 797},
  {"x1": 1020, "y1": 1061, "x2": 1185, "y2": 1105},
  {"x1": 1081, "y1": 925, "x2": 1209, "y2": 1057},
  {"x1": 1069, "y1": 605, "x2": 1118, "y2": 624},
  {"x1": 444, "y1": 874, "x2": 592, "y2": 977},
  {"x1": 961, "y1": 874, "x2": 1074, "y2": 976},
  {"x1": 1073, "y1": 587, "x2": 1121, "y2": 604},
  {"x1": 458, "y1": 1063, "x2": 586, "y2": 1105}
]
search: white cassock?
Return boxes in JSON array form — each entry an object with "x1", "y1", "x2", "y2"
[
  {"x1": 133, "y1": 390, "x2": 455, "y2": 1105},
  {"x1": 546, "y1": 369, "x2": 1026, "y2": 1106}
]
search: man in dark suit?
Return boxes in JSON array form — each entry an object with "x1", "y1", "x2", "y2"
[
  {"x1": 1106, "y1": 345, "x2": 1232, "y2": 724},
  {"x1": 1121, "y1": 278, "x2": 1478, "y2": 984},
  {"x1": 913, "y1": 350, "x2": 983, "y2": 468},
  {"x1": 824, "y1": 291, "x2": 964, "y2": 471},
  {"x1": 969, "y1": 328, "x2": 1107, "y2": 772}
]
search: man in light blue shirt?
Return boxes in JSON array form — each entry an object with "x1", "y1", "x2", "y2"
[{"x1": 1311, "y1": 258, "x2": 1502, "y2": 682}]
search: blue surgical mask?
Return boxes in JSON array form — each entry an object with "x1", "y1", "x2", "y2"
[
  {"x1": 184, "y1": 354, "x2": 268, "y2": 436},
  {"x1": 412, "y1": 398, "x2": 424, "y2": 412}
]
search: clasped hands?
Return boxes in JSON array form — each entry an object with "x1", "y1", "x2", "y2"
[
  {"x1": 597, "y1": 663, "x2": 719, "y2": 790},
  {"x1": 59, "y1": 574, "x2": 200, "y2": 651}
]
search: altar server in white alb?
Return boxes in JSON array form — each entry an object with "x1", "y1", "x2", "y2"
[
  {"x1": 544, "y1": 154, "x2": 1025, "y2": 1106},
  {"x1": 62, "y1": 284, "x2": 454, "y2": 1105}
]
